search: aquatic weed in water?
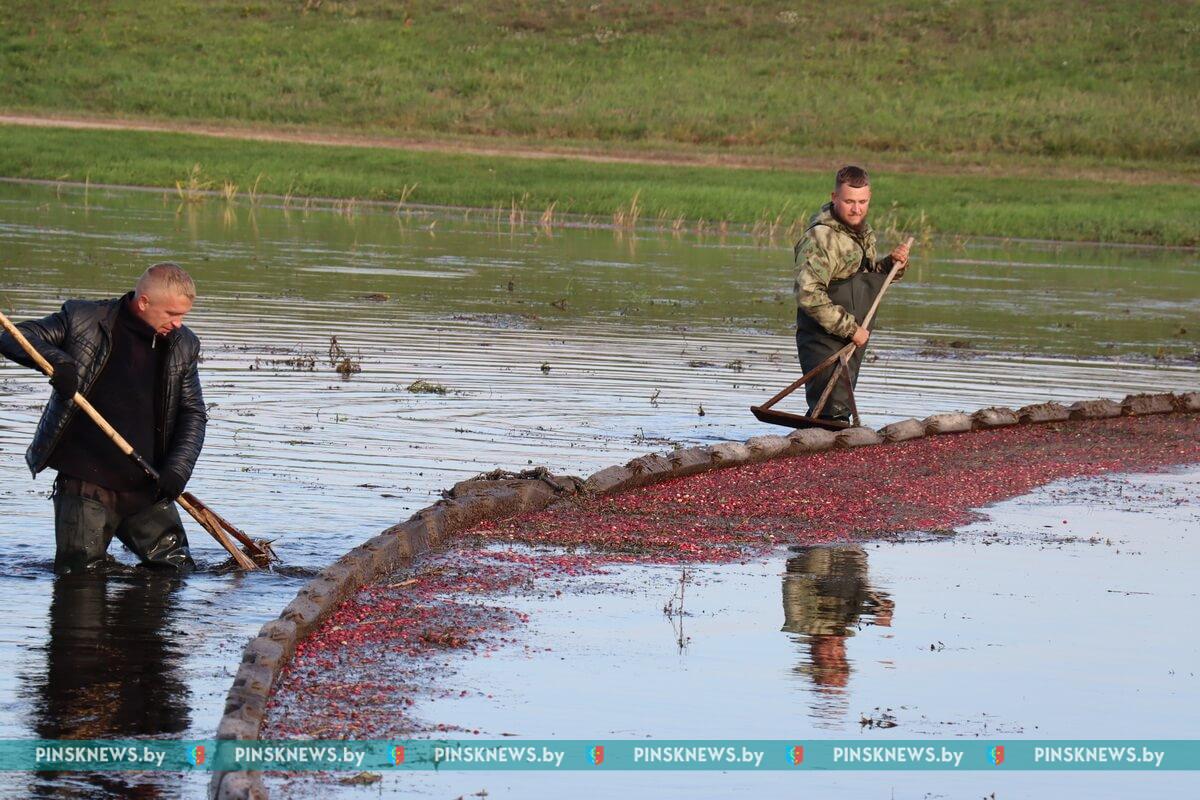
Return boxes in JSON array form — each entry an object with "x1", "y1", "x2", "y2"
[
  {"x1": 328, "y1": 335, "x2": 363, "y2": 377},
  {"x1": 407, "y1": 379, "x2": 448, "y2": 395}
]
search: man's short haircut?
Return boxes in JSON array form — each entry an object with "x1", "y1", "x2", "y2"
[
  {"x1": 835, "y1": 165, "x2": 870, "y2": 189},
  {"x1": 136, "y1": 262, "x2": 196, "y2": 300}
]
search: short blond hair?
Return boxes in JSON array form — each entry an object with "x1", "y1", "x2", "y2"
[{"x1": 135, "y1": 262, "x2": 196, "y2": 300}]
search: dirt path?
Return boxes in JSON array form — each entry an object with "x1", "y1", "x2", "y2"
[{"x1": 2, "y1": 112, "x2": 1192, "y2": 186}]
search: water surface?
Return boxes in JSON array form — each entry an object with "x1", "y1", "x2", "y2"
[{"x1": 0, "y1": 181, "x2": 1195, "y2": 796}]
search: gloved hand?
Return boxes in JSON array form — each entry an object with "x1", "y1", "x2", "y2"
[
  {"x1": 49, "y1": 362, "x2": 79, "y2": 399},
  {"x1": 156, "y1": 467, "x2": 188, "y2": 502}
]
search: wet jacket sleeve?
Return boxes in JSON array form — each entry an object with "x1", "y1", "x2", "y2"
[
  {"x1": 793, "y1": 228, "x2": 859, "y2": 338},
  {"x1": 0, "y1": 305, "x2": 76, "y2": 373},
  {"x1": 160, "y1": 352, "x2": 207, "y2": 484}
]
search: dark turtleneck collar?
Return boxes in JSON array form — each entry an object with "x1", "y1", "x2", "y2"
[{"x1": 120, "y1": 295, "x2": 159, "y2": 344}]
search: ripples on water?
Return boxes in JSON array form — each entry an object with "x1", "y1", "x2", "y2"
[{"x1": 0, "y1": 183, "x2": 1195, "y2": 796}]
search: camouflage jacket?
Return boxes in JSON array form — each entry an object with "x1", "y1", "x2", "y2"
[{"x1": 792, "y1": 203, "x2": 896, "y2": 338}]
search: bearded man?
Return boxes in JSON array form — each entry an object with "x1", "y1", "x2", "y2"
[{"x1": 793, "y1": 166, "x2": 911, "y2": 422}]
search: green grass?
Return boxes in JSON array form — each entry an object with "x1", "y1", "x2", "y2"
[
  {"x1": 2, "y1": 124, "x2": 1196, "y2": 246},
  {"x1": 1, "y1": 0, "x2": 1197, "y2": 170},
  {"x1": 0, "y1": 2, "x2": 1197, "y2": 244}
]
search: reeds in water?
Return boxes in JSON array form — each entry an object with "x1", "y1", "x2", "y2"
[{"x1": 175, "y1": 164, "x2": 212, "y2": 204}]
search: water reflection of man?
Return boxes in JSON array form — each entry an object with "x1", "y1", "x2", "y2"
[
  {"x1": 792, "y1": 166, "x2": 911, "y2": 422},
  {"x1": 781, "y1": 546, "x2": 893, "y2": 694},
  {"x1": 0, "y1": 264, "x2": 206, "y2": 574},
  {"x1": 27, "y1": 575, "x2": 188, "y2": 798}
]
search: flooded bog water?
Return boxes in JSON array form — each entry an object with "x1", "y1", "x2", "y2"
[
  {"x1": 0, "y1": 181, "x2": 1195, "y2": 797},
  {"x1": 269, "y1": 468, "x2": 1199, "y2": 799}
]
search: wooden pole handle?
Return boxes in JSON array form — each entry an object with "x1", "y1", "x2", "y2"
[
  {"x1": 860, "y1": 236, "x2": 912, "y2": 333},
  {"x1": 0, "y1": 310, "x2": 150, "y2": 472},
  {"x1": 0, "y1": 312, "x2": 55, "y2": 375}
]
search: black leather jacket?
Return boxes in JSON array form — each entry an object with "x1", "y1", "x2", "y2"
[{"x1": 0, "y1": 293, "x2": 206, "y2": 481}]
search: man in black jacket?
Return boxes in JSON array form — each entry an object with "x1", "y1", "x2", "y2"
[{"x1": 1, "y1": 263, "x2": 206, "y2": 574}]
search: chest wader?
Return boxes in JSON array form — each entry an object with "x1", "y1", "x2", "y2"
[
  {"x1": 795, "y1": 267, "x2": 887, "y2": 421},
  {"x1": 52, "y1": 476, "x2": 195, "y2": 575}
]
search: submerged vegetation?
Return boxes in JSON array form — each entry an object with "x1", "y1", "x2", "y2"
[
  {"x1": 407, "y1": 380, "x2": 449, "y2": 396},
  {"x1": 328, "y1": 336, "x2": 363, "y2": 377}
]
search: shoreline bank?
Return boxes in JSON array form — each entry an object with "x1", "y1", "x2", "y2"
[{"x1": 3, "y1": 124, "x2": 1197, "y2": 247}]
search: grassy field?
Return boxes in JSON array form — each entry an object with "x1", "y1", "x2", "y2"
[
  {"x1": 1, "y1": 0, "x2": 1197, "y2": 170},
  {"x1": 2, "y1": 124, "x2": 1197, "y2": 246},
  {"x1": 1, "y1": 2, "x2": 1197, "y2": 244}
]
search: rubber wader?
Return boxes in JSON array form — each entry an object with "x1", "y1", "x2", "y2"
[
  {"x1": 53, "y1": 484, "x2": 195, "y2": 575},
  {"x1": 794, "y1": 268, "x2": 888, "y2": 421}
]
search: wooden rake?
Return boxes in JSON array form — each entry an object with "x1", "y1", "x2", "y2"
[
  {"x1": 1, "y1": 310, "x2": 272, "y2": 570},
  {"x1": 751, "y1": 237, "x2": 912, "y2": 431}
]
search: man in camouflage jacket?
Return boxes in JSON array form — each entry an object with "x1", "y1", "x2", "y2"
[{"x1": 792, "y1": 166, "x2": 911, "y2": 421}]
